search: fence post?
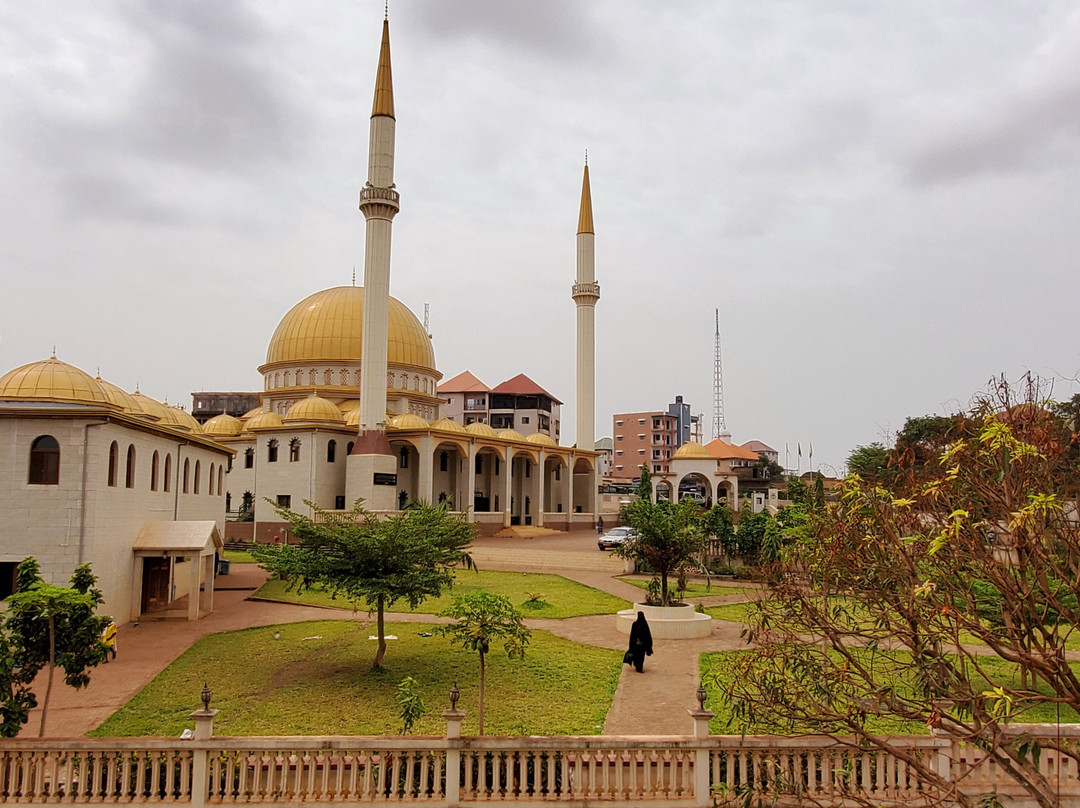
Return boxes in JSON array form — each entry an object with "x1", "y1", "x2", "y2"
[
  {"x1": 689, "y1": 682, "x2": 715, "y2": 808},
  {"x1": 189, "y1": 706, "x2": 218, "y2": 808},
  {"x1": 444, "y1": 708, "x2": 466, "y2": 807}
]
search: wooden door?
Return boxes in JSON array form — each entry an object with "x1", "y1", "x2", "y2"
[{"x1": 141, "y1": 558, "x2": 170, "y2": 612}]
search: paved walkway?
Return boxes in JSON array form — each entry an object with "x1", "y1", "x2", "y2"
[{"x1": 25, "y1": 530, "x2": 760, "y2": 738}]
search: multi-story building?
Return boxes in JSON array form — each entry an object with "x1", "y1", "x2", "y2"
[
  {"x1": 191, "y1": 392, "x2": 262, "y2": 424},
  {"x1": 611, "y1": 410, "x2": 679, "y2": 480},
  {"x1": 439, "y1": 371, "x2": 562, "y2": 441}
]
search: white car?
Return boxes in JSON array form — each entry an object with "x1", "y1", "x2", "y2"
[{"x1": 598, "y1": 527, "x2": 637, "y2": 550}]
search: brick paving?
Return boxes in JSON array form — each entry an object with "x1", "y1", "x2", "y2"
[{"x1": 23, "y1": 530, "x2": 759, "y2": 738}]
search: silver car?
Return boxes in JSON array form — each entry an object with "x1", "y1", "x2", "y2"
[{"x1": 598, "y1": 526, "x2": 637, "y2": 550}]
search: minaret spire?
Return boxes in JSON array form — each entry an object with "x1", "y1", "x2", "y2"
[
  {"x1": 572, "y1": 157, "x2": 600, "y2": 518},
  {"x1": 371, "y1": 18, "x2": 395, "y2": 119}
]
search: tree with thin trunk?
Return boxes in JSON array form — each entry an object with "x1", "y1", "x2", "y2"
[
  {"x1": 437, "y1": 591, "x2": 530, "y2": 734},
  {"x1": 252, "y1": 498, "x2": 474, "y2": 669},
  {"x1": 4, "y1": 559, "x2": 109, "y2": 737},
  {"x1": 617, "y1": 498, "x2": 705, "y2": 606}
]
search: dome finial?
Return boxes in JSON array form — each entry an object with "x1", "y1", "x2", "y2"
[
  {"x1": 584, "y1": 148, "x2": 588, "y2": 166},
  {"x1": 51, "y1": 345, "x2": 57, "y2": 359},
  {"x1": 384, "y1": 0, "x2": 389, "y2": 21},
  {"x1": 352, "y1": 266, "x2": 356, "y2": 286}
]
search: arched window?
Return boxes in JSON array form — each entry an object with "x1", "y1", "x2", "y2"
[
  {"x1": 440, "y1": 451, "x2": 448, "y2": 472},
  {"x1": 399, "y1": 447, "x2": 409, "y2": 469},
  {"x1": 244, "y1": 448, "x2": 254, "y2": 469},
  {"x1": 217, "y1": 465, "x2": 223, "y2": 496},
  {"x1": 151, "y1": 451, "x2": 159, "y2": 491},
  {"x1": 28, "y1": 435, "x2": 60, "y2": 485},
  {"x1": 194, "y1": 460, "x2": 201, "y2": 494},
  {"x1": 289, "y1": 439, "x2": 301, "y2": 462},
  {"x1": 108, "y1": 442, "x2": 119, "y2": 487},
  {"x1": 183, "y1": 458, "x2": 190, "y2": 493},
  {"x1": 327, "y1": 440, "x2": 337, "y2": 463},
  {"x1": 125, "y1": 445, "x2": 136, "y2": 488},
  {"x1": 164, "y1": 453, "x2": 172, "y2": 492},
  {"x1": 347, "y1": 441, "x2": 355, "y2": 454},
  {"x1": 209, "y1": 464, "x2": 215, "y2": 495},
  {"x1": 267, "y1": 440, "x2": 278, "y2": 463}
]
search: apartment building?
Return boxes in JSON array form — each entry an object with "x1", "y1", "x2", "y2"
[{"x1": 439, "y1": 371, "x2": 562, "y2": 441}]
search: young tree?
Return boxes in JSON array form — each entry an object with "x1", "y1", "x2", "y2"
[
  {"x1": 4, "y1": 559, "x2": 110, "y2": 737},
  {"x1": 846, "y1": 441, "x2": 890, "y2": 482},
  {"x1": 617, "y1": 499, "x2": 705, "y2": 606},
  {"x1": 726, "y1": 380, "x2": 1080, "y2": 808},
  {"x1": 701, "y1": 500, "x2": 737, "y2": 558},
  {"x1": 437, "y1": 591, "x2": 530, "y2": 734},
  {"x1": 252, "y1": 499, "x2": 475, "y2": 669},
  {"x1": 635, "y1": 464, "x2": 652, "y2": 503}
]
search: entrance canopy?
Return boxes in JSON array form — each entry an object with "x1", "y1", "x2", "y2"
[
  {"x1": 133, "y1": 521, "x2": 224, "y2": 555},
  {"x1": 133, "y1": 521, "x2": 223, "y2": 621}
]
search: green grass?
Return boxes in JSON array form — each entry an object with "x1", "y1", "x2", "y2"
[
  {"x1": 222, "y1": 550, "x2": 257, "y2": 564},
  {"x1": 617, "y1": 576, "x2": 747, "y2": 600},
  {"x1": 253, "y1": 570, "x2": 631, "y2": 620},
  {"x1": 705, "y1": 602, "x2": 752, "y2": 623},
  {"x1": 92, "y1": 620, "x2": 621, "y2": 737},
  {"x1": 701, "y1": 649, "x2": 1080, "y2": 736}
]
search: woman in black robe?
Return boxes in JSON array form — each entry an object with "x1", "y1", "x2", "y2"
[{"x1": 627, "y1": 611, "x2": 653, "y2": 673}]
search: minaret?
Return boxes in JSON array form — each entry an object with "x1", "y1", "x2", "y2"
[
  {"x1": 572, "y1": 159, "x2": 599, "y2": 454},
  {"x1": 348, "y1": 15, "x2": 400, "y2": 510}
]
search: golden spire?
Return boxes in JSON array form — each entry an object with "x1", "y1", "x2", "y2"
[
  {"x1": 577, "y1": 160, "x2": 593, "y2": 235},
  {"x1": 371, "y1": 18, "x2": 395, "y2": 119}
]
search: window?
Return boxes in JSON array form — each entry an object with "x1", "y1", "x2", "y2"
[
  {"x1": 494, "y1": 457, "x2": 500, "y2": 476},
  {"x1": 194, "y1": 460, "x2": 201, "y2": 494},
  {"x1": 439, "y1": 451, "x2": 448, "y2": 472},
  {"x1": 164, "y1": 454, "x2": 172, "y2": 492},
  {"x1": 521, "y1": 416, "x2": 530, "y2": 425},
  {"x1": 108, "y1": 441, "x2": 119, "y2": 487},
  {"x1": 347, "y1": 441, "x2": 355, "y2": 454},
  {"x1": 335, "y1": 495, "x2": 346, "y2": 509},
  {"x1": 244, "y1": 448, "x2": 254, "y2": 469},
  {"x1": 554, "y1": 466, "x2": 560, "y2": 481},
  {"x1": 616, "y1": 435, "x2": 623, "y2": 441},
  {"x1": 277, "y1": 495, "x2": 291, "y2": 508},
  {"x1": 399, "y1": 447, "x2": 409, "y2": 468},
  {"x1": 616, "y1": 449, "x2": 623, "y2": 455},
  {"x1": 653, "y1": 464, "x2": 662, "y2": 473},
  {"x1": 289, "y1": 439, "x2": 301, "y2": 462},
  {"x1": 217, "y1": 465, "x2": 223, "y2": 496},
  {"x1": 475, "y1": 455, "x2": 483, "y2": 474},
  {"x1": 638, "y1": 419, "x2": 645, "y2": 425},
  {"x1": 637, "y1": 449, "x2": 645, "y2": 455},
  {"x1": 0, "y1": 562, "x2": 17, "y2": 600},
  {"x1": 267, "y1": 440, "x2": 278, "y2": 463},
  {"x1": 183, "y1": 458, "x2": 190, "y2": 493},
  {"x1": 151, "y1": 451, "x2": 159, "y2": 491},
  {"x1": 615, "y1": 420, "x2": 623, "y2": 427},
  {"x1": 327, "y1": 440, "x2": 337, "y2": 463},
  {"x1": 125, "y1": 445, "x2": 136, "y2": 488},
  {"x1": 209, "y1": 464, "x2": 215, "y2": 495},
  {"x1": 524, "y1": 460, "x2": 531, "y2": 478},
  {"x1": 638, "y1": 434, "x2": 645, "y2": 440},
  {"x1": 28, "y1": 435, "x2": 60, "y2": 485}
]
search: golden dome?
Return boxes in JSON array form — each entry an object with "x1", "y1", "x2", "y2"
[
  {"x1": 262, "y1": 286, "x2": 436, "y2": 371},
  {"x1": 465, "y1": 422, "x2": 498, "y2": 438},
  {"x1": 165, "y1": 405, "x2": 202, "y2": 434},
  {"x1": 345, "y1": 409, "x2": 361, "y2": 427},
  {"x1": 497, "y1": 428, "x2": 527, "y2": 443},
  {"x1": 389, "y1": 413, "x2": 429, "y2": 430},
  {"x1": 240, "y1": 406, "x2": 265, "y2": 421},
  {"x1": 285, "y1": 394, "x2": 345, "y2": 424},
  {"x1": 203, "y1": 413, "x2": 244, "y2": 437},
  {"x1": 130, "y1": 390, "x2": 172, "y2": 423},
  {"x1": 525, "y1": 432, "x2": 557, "y2": 447},
  {"x1": 0, "y1": 357, "x2": 114, "y2": 408},
  {"x1": 337, "y1": 399, "x2": 361, "y2": 414},
  {"x1": 95, "y1": 375, "x2": 141, "y2": 414},
  {"x1": 673, "y1": 441, "x2": 712, "y2": 460},
  {"x1": 430, "y1": 417, "x2": 467, "y2": 433},
  {"x1": 246, "y1": 411, "x2": 284, "y2": 431}
]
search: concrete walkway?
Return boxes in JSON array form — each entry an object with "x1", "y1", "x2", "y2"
[{"x1": 25, "y1": 531, "x2": 759, "y2": 738}]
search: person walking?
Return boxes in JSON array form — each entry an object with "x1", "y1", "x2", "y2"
[
  {"x1": 626, "y1": 611, "x2": 653, "y2": 673},
  {"x1": 597, "y1": 516, "x2": 605, "y2": 536}
]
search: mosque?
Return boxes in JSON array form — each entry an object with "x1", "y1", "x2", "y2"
[{"x1": 0, "y1": 16, "x2": 599, "y2": 625}]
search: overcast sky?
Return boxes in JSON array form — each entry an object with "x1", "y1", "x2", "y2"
[{"x1": 2, "y1": 1, "x2": 1078, "y2": 473}]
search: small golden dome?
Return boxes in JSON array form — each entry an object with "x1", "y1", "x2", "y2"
[
  {"x1": 673, "y1": 441, "x2": 712, "y2": 460},
  {"x1": 240, "y1": 406, "x2": 265, "y2": 421},
  {"x1": 465, "y1": 422, "x2": 498, "y2": 438},
  {"x1": 203, "y1": 413, "x2": 244, "y2": 437},
  {"x1": 284, "y1": 394, "x2": 345, "y2": 424},
  {"x1": 525, "y1": 432, "x2": 557, "y2": 447},
  {"x1": 337, "y1": 399, "x2": 361, "y2": 414},
  {"x1": 497, "y1": 428, "x2": 527, "y2": 442},
  {"x1": 95, "y1": 375, "x2": 141, "y2": 414},
  {"x1": 345, "y1": 409, "x2": 361, "y2": 427},
  {"x1": 389, "y1": 413, "x2": 429, "y2": 430},
  {"x1": 430, "y1": 417, "x2": 467, "y2": 433},
  {"x1": 262, "y1": 286, "x2": 436, "y2": 371},
  {"x1": 0, "y1": 357, "x2": 114, "y2": 408},
  {"x1": 130, "y1": 390, "x2": 172, "y2": 423},
  {"x1": 246, "y1": 411, "x2": 284, "y2": 431},
  {"x1": 165, "y1": 405, "x2": 202, "y2": 434}
]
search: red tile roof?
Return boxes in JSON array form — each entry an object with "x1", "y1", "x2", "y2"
[
  {"x1": 741, "y1": 440, "x2": 776, "y2": 454},
  {"x1": 704, "y1": 439, "x2": 761, "y2": 461},
  {"x1": 490, "y1": 373, "x2": 562, "y2": 404},
  {"x1": 437, "y1": 370, "x2": 489, "y2": 394}
]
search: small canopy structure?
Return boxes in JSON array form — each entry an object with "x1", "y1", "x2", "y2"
[{"x1": 132, "y1": 521, "x2": 224, "y2": 621}]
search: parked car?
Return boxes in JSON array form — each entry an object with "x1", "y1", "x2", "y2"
[
  {"x1": 680, "y1": 492, "x2": 707, "y2": 506},
  {"x1": 598, "y1": 526, "x2": 637, "y2": 550}
]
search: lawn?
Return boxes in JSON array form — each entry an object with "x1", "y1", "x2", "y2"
[
  {"x1": 701, "y1": 649, "x2": 1080, "y2": 736},
  {"x1": 92, "y1": 620, "x2": 621, "y2": 737},
  {"x1": 222, "y1": 549, "x2": 258, "y2": 564},
  {"x1": 253, "y1": 570, "x2": 630, "y2": 619},
  {"x1": 617, "y1": 576, "x2": 748, "y2": 600}
]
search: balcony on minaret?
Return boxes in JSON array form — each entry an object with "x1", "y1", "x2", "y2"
[
  {"x1": 571, "y1": 281, "x2": 600, "y2": 305},
  {"x1": 358, "y1": 183, "x2": 400, "y2": 219}
]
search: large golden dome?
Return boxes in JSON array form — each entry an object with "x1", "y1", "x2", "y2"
[
  {"x1": 0, "y1": 357, "x2": 115, "y2": 408},
  {"x1": 263, "y1": 286, "x2": 436, "y2": 371}
]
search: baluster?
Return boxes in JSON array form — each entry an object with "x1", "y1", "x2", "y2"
[{"x1": 361, "y1": 751, "x2": 374, "y2": 800}]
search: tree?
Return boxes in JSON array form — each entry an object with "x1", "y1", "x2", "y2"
[
  {"x1": 395, "y1": 676, "x2": 425, "y2": 735},
  {"x1": 252, "y1": 499, "x2": 474, "y2": 669},
  {"x1": 617, "y1": 499, "x2": 705, "y2": 606},
  {"x1": 846, "y1": 441, "x2": 891, "y2": 482},
  {"x1": 635, "y1": 464, "x2": 652, "y2": 503},
  {"x1": 701, "y1": 500, "x2": 737, "y2": 558},
  {"x1": 725, "y1": 380, "x2": 1080, "y2": 808},
  {"x1": 437, "y1": 591, "x2": 530, "y2": 734},
  {"x1": 4, "y1": 559, "x2": 110, "y2": 737}
]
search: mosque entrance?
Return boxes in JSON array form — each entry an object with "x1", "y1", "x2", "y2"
[{"x1": 141, "y1": 558, "x2": 170, "y2": 613}]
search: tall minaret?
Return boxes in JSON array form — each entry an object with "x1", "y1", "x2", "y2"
[
  {"x1": 348, "y1": 15, "x2": 400, "y2": 510},
  {"x1": 572, "y1": 159, "x2": 600, "y2": 454}
]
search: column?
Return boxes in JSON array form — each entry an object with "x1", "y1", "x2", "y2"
[
  {"x1": 536, "y1": 451, "x2": 546, "y2": 527},
  {"x1": 188, "y1": 556, "x2": 201, "y2": 622},
  {"x1": 466, "y1": 443, "x2": 477, "y2": 521},
  {"x1": 418, "y1": 435, "x2": 434, "y2": 505},
  {"x1": 502, "y1": 447, "x2": 514, "y2": 528}
]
